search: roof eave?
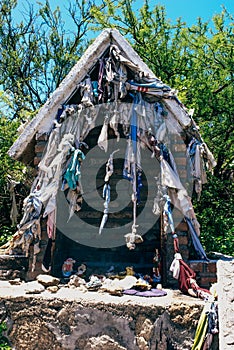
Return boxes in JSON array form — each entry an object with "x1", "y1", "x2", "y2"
[{"x1": 8, "y1": 29, "x2": 114, "y2": 161}]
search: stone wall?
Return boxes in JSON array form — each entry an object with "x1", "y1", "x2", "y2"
[
  {"x1": 0, "y1": 256, "x2": 28, "y2": 281},
  {"x1": 0, "y1": 289, "x2": 205, "y2": 350},
  {"x1": 188, "y1": 260, "x2": 217, "y2": 289},
  {"x1": 217, "y1": 260, "x2": 234, "y2": 350}
]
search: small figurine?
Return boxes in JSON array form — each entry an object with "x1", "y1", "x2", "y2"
[
  {"x1": 77, "y1": 263, "x2": 87, "y2": 277},
  {"x1": 152, "y1": 249, "x2": 161, "y2": 284},
  {"x1": 62, "y1": 258, "x2": 76, "y2": 278}
]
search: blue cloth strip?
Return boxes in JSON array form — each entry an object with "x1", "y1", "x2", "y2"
[{"x1": 186, "y1": 217, "x2": 209, "y2": 261}]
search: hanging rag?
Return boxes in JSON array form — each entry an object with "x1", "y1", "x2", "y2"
[
  {"x1": 186, "y1": 217, "x2": 209, "y2": 261},
  {"x1": 98, "y1": 115, "x2": 109, "y2": 152},
  {"x1": 109, "y1": 103, "x2": 120, "y2": 141},
  {"x1": 47, "y1": 209, "x2": 56, "y2": 239},
  {"x1": 105, "y1": 56, "x2": 116, "y2": 82},
  {"x1": 191, "y1": 306, "x2": 209, "y2": 350},
  {"x1": 79, "y1": 77, "x2": 93, "y2": 107},
  {"x1": 127, "y1": 80, "x2": 171, "y2": 92},
  {"x1": 31, "y1": 218, "x2": 41, "y2": 271},
  {"x1": 166, "y1": 211, "x2": 210, "y2": 300},
  {"x1": 179, "y1": 259, "x2": 211, "y2": 299},
  {"x1": 123, "y1": 137, "x2": 134, "y2": 181},
  {"x1": 124, "y1": 224, "x2": 143, "y2": 250},
  {"x1": 123, "y1": 93, "x2": 142, "y2": 200},
  {"x1": 123, "y1": 96, "x2": 143, "y2": 249},
  {"x1": 92, "y1": 81, "x2": 98, "y2": 102},
  {"x1": 99, "y1": 149, "x2": 119, "y2": 234},
  {"x1": 203, "y1": 142, "x2": 217, "y2": 171},
  {"x1": 0, "y1": 194, "x2": 43, "y2": 256},
  {"x1": 42, "y1": 238, "x2": 53, "y2": 273},
  {"x1": 8, "y1": 178, "x2": 19, "y2": 226},
  {"x1": 110, "y1": 45, "x2": 139, "y2": 71},
  {"x1": 163, "y1": 194, "x2": 175, "y2": 233},
  {"x1": 169, "y1": 253, "x2": 182, "y2": 279},
  {"x1": 98, "y1": 58, "x2": 105, "y2": 102},
  {"x1": 66, "y1": 188, "x2": 83, "y2": 222},
  {"x1": 99, "y1": 183, "x2": 110, "y2": 235},
  {"x1": 118, "y1": 102, "x2": 131, "y2": 135},
  {"x1": 130, "y1": 93, "x2": 139, "y2": 155},
  {"x1": 63, "y1": 149, "x2": 85, "y2": 190},
  {"x1": 43, "y1": 194, "x2": 56, "y2": 218},
  {"x1": 187, "y1": 138, "x2": 208, "y2": 199},
  {"x1": 118, "y1": 63, "x2": 128, "y2": 99},
  {"x1": 201, "y1": 302, "x2": 218, "y2": 349},
  {"x1": 161, "y1": 158, "x2": 185, "y2": 190},
  {"x1": 162, "y1": 193, "x2": 180, "y2": 252}
]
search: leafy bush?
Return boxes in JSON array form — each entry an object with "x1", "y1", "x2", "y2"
[
  {"x1": 193, "y1": 174, "x2": 234, "y2": 256},
  {"x1": 0, "y1": 322, "x2": 11, "y2": 350}
]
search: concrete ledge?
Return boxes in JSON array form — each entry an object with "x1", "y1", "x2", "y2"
[{"x1": 0, "y1": 281, "x2": 205, "y2": 350}]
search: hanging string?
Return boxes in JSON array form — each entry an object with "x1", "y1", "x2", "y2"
[{"x1": 99, "y1": 149, "x2": 119, "y2": 234}]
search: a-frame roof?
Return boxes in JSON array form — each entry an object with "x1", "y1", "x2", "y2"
[
  {"x1": 8, "y1": 28, "x2": 203, "y2": 165},
  {"x1": 8, "y1": 28, "x2": 159, "y2": 163}
]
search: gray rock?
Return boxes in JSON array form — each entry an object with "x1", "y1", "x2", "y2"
[
  {"x1": 36, "y1": 274, "x2": 60, "y2": 287},
  {"x1": 82, "y1": 335, "x2": 127, "y2": 350},
  {"x1": 9, "y1": 278, "x2": 21, "y2": 285},
  {"x1": 47, "y1": 285, "x2": 59, "y2": 293},
  {"x1": 68, "y1": 275, "x2": 86, "y2": 288}
]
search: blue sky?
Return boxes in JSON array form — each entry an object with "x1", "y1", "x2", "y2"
[
  {"x1": 156, "y1": 0, "x2": 233, "y2": 25},
  {"x1": 15, "y1": 0, "x2": 233, "y2": 27}
]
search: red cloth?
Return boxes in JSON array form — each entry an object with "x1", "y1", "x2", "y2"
[
  {"x1": 178, "y1": 259, "x2": 211, "y2": 297},
  {"x1": 178, "y1": 259, "x2": 196, "y2": 293},
  {"x1": 173, "y1": 237, "x2": 180, "y2": 253}
]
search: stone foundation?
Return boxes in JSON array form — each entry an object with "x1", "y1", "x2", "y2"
[{"x1": 0, "y1": 286, "x2": 205, "y2": 350}]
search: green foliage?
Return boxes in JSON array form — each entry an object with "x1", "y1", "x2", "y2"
[
  {"x1": 194, "y1": 175, "x2": 234, "y2": 256},
  {"x1": 0, "y1": 0, "x2": 96, "y2": 119},
  {"x1": 0, "y1": 226, "x2": 14, "y2": 245},
  {"x1": 0, "y1": 0, "x2": 98, "y2": 241},
  {"x1": 0, "y1": 116, "x2": 26, "y2": 230},
  {"x1": 0, "y1": 322, "x2": 11, "y2": 349},
  {"x1": 0, "y1": 117, "x2": 23, "y2": 183}
]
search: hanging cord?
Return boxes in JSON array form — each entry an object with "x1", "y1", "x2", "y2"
[
  {"x1": 99, "y1": 149, "x2": 119, "y2": 234},
  {"x1": 124, "y1": 151, "x2": 143, "y2": 250},
  {"x1": 132, "y1": 152, "x2": 137, "y2": 229}
]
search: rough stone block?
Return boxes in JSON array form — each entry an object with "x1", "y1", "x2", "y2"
[
  {"x1": 175, "y1": 157, "x2": 187, "y2": 166},
  {"x1": 176, "y1": 222, "x2": 188, "y2": 231},
  {"x1": 200, "y1": 276, "x2": 217, "y2": 288},
  {"x1": 189, "y1": 261, "x2": 204, "y2": 273},
  {"x1": 207, "y1": 261, "x2": 217, "y2": 274},
  {"x1": 178, "y1": 236, "x2": 188, "y2": 246}
]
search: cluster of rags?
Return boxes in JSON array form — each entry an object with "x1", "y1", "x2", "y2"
[{"x1": 3, "y1": 29, "x2": 217, "y2": 303}]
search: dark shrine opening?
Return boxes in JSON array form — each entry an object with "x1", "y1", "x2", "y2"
[{"x1": 52, "y1": 117, "x2": 163, "y2": 282}]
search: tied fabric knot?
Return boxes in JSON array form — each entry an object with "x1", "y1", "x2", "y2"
[{"x1": 169, "y1": 253, "x2": 182, "y2": 279}]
